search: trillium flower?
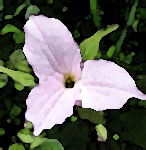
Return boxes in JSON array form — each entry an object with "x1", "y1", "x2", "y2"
[{"x1": 23, "y1": 15, "x2": 146, "y2": 136}]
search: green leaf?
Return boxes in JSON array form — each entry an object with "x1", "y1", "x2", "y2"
[
  {"x1": 0, "y1": 0, "x2": 4, "y2": 11},
  {"x1": 17, "y1": 129, "x2": 34, "y2": 144},
  {"x1": 127, "y1": 0, "x2": 138, "y2": 26},
  {"x1": 9, "y1": 49, "x2": 25, "y2": 62},
  {"x1": 113, "y1": 134, "x2": 119, "y2": 140},
  {"x1": 10, "y1": 104, "x2": 22, "y2": 118},
  {"x1": 115, "y1": 28, "x2": 127, "y2": 56},
  {"x1": 0, "y1": 73, "x2": 8, "y2": 88},
  {"x1": 0, "y1": 66, "x2": 35, "y2": 87},
  {"x1": 106, "y1": 45, "x2": 115, "y2": 58},
  {"x1": 90, "y1": 0, "x2": 101, "y2": 29},
  {"x1": 90, "y1": 0, "x2": 96, "y2": 14},
  {"x1": 25, "y1": 5, "x2": 40, "y2": 20},
  {"x1": 0, "y1": 60, "x2": 4, "y2": 66},
  {"x1": 39, "y1": 138, "x2": 64, "y2": 150},
  {"x1": 76, "y1": 107, "x2": 105, "y2": 124},
  {"x1": 132, "y1": 19, "x2": 139, "y2": 32},
  {"x1": 124, "y1": 52, "x2": 135, "y2": 64},
  {"x1": 30, "y1": 137, "x2": 44, "y2": 149},
  {"x1": 13, "y1": 31, "x2": 25, "y2": 44},
  {"x1": 8, "y1": 143, "x2": 25, "y2": 150},
  {"x1": 14, "y1": 81, "x2": 24, "y2": 91},
  {"x1": 95, "y1": 124, "x2": 107, "y2": 142},
  {"x1": 0, "y1": 24, "x2": 21, "y2": 35},
  {"x1": 70, "y1": 116, "x2": 78, "y2": 122},
  {"x1": 80, "y1": 24, "x2": 119, "y2": 61},
  {"x1": 4, "y1": 15, "x2": 13, "y2": 20},
  {"x1": 8, "y1": 49, "x2": 32, "y2": 73},
  {"x1": 0, "y1": 128, "x2": 5, "y2": 136},
  {"x1": 14, "y1": 3, "x2": 27, "y2": 16}
]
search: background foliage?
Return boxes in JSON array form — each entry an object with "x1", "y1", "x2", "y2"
[{"x1": 0, "y1": 0, "x2": 146, "y2": 149}]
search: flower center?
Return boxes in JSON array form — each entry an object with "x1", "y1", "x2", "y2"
[{"x1": 64, "y1": 73, "x2": 76, "y2": 88}]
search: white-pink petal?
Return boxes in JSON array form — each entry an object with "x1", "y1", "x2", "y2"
[
  {"x1": 25, "y1": 76, "x2": 80, "y2": 136},
  {"x1": 78, "y1": 59, "x2": 146, "y2": 111},
  {"x1": 23, "y1": 15, "x2": 82, "y2": 81}
]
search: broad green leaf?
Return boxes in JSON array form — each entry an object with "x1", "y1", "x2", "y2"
[
  {"x1": 10, "y1": 104, "x2": 22, "y2": 118},
  {"x1": 76, "y1": 107, "x2": 105, "y2": 124},
  {"x1": 96, "y1": 50, "x2": 102, "y2": 59},
  {"x1": 0, "y1": 66, "x2": 35, "y2": 87},
  {"x1": 0, "y1": 0, "x2": 4, "y2": 11},
  {"x1": 8, "y1": 143, "x2": 25, "y2": 150},
  {"x1": 39, "y1": 138, "x2": 64, "y2": 150},
  {"x1": 0, "y1": 24, "x2": 21, "y2": 35},
  {"x1": 127, "y1": 0, "x2": 138, "y2": 26},
  {"x1": 0, "y1": 73, "x2": 8, "y2": 88},
  {"x1": 14, "y1": 3, "x2": 27, "y2": 16},
  {"x1": 25, "y1": 5, "x2": 40, "y2": 20},
  {"x1": 0, "y1": 128, "x2": 5, "y2": 136},
  {"x1": 17, "y1": 128, "x2": 34, "y2": 144},
  {"x1": 106, "y1": 45, "x2": 115, "y2": 58},
  {"x1": 13, "y1": 31, "x2": 25, "y2": 44},
  {"x1": 14, "y1": 81, "x2": 24, "y2": 91},
  {"x1": 30, "y1": 137, "x2": 44, "y2": 149},
  {"x1": 95, "y1": 124, "x2": 107, "y2": 142},
  {"x1": 80, "y1": 24, "x2": 119, "y2": 61}
]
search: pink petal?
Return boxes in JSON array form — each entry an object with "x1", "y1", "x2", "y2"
[
  {"x1": 23, "y1": 15, "x2": 81, "y2": 81},
  {"x1": 78, "y1": 59, "x2": 146, "y2": 111},
  {"x1": 25, "y1": 76, "x2": 80, "y2": 136}
]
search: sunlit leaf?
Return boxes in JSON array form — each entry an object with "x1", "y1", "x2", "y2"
[
  {"x1": 8, "y1": 143, "x2": 25, "y2": 150},
  {"x1": 30, "y1": 136, "x2": 44, "y2": 149},
  {"x1": 80, "y1": 24, "x2": 119, "y2": 60},
  {"x1": 0, "y1": 66, "x2": 35, "y2": 87},
  {"x1": 0, "y1": 24, "x2": 21, "y2": 35},
  {"x1": 17, "y1": 128, "x2": 34, "y2": 144},
  {"x1": 14, "y1": 3, "x2": 27, "y2": 16},
  {"x1": 106, "y1": 45, "x2": 115, "y2": 58},
  {"x1": 39, "y1": 138, "x2": 64, "y2": 150},
  {"x1": 14, "y1": 81, "x2": 24, "y2": 91}
]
